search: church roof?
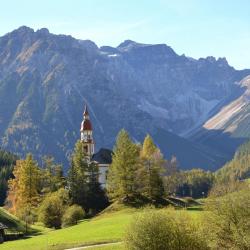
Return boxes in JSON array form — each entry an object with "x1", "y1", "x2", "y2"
[
  {"x1": 92, "y1": 148, "x2": 113, "y2": 164},
  {"x1": 81, "y1": 119, "x2": 92, "y2": 131},
  {"x1": 81, "y1": 104, "x2": 92, "y2": 131}
]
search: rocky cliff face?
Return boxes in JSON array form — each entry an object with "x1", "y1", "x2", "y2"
[
  {"x1": 190, "y1": 76, "x2": 250, "y2": 160},
  {"x1": 0, "y1": 26, "x2": 249, "y2": 169}
]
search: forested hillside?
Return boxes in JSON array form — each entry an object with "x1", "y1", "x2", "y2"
[
  {"x1": 215, "y1": 140, "x2": 250, "y2": 182},
  {"x1": 0, "y1": 150, "x2": 17, "y2": 205}
]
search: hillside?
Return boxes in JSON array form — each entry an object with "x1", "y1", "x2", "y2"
[
  {"x1": 215, "y1": 140, "x2": 250, "y2": 182},
  {"x1": 0, "y1": 26, "x2": 250, "y2": 170},
  {"x1": 0, "y1": 207, "x2": 26, "y2": 232},
  {"x1": 0, "y1": 206, "x2": 203, "y2": 250}
]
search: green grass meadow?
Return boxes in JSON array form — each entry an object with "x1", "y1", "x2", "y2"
[{"x1": 0, "y1": 206, "x2": 203, "y2": 250}]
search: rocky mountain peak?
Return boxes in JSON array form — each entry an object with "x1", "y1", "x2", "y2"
[
  {"x1": 36, "y1": 28, "x2": 50, "y2": 36},
  {"x1": 117, "y1": 40, "x2": 176, "y2": 57},
  {"x1": 78, "y1": 39, "x2": 99, "y2": 51},
  {"x1": 117, "y1": 39, "x2": 139, "y2": 50},
  {"x1": 12, "y1": 26, "x2": 34, "y2": 34}
]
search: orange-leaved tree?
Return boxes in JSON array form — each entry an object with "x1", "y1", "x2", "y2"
[{"x1": 6, "y1": 154, "x2": 41, "y2": 224}]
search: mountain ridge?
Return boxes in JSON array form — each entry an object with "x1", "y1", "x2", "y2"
[{"x1": 0, "y1": 26, "x2": 250, "y2": 170}]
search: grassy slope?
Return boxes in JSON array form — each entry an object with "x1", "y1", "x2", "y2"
[
  {"x1": 1, "y1": 207, "x2": 203, "y2": 250},
  {"x1": 0, "y1": 207, "x2": 26, "y2": 232},
  {"x1": 0, "y1": 207, "x2": 47, "y2": 235},
  {"x1": 1, "y1": 208, "x2": 136, "y2": 250}
]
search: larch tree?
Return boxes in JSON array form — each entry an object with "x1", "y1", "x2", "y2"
[
  {"x1": 107, "y1": 129, "x2": 140, "y2": 201},
  {"x1": 140, "y1": 134, "x2": 165, "y2": 201},
  {"x1": 6, "y1": 154, "x2": 41, "y2": 223}
]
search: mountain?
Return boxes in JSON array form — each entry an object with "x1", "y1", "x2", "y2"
[
  {"x1": 197, "y1": 76, "x2": 250, "y2": 137},
  {"x1": 189, "y1": 76, "x2": 250, "y2": 160},
  {"x1": 0, "y1": 26, "x2": 250, "y2": 170}
]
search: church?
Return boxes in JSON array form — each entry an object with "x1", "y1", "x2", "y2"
[{"x1": 80, "y1": 105, "x2": 112, "y2": 186}]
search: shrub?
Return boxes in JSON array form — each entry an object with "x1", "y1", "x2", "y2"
[
  {"x1": 205, "y1": 188, "x2": 250, "y2": 250},
  {"x1": 38, "y1": 188, "x2": 69, "y2": 229},
  {"x1": 124, "y1": 209, "x2": 208, "y2": 250},
  {"x1": 62, "y1": 205, "x2": 85, "y2": 227}
]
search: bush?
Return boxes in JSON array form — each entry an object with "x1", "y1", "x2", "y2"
[
  {"x1": 62, "y1": 205, "x2": 85, "y2": 227},
  {"x1": 124, "y1": 209, "x2": 208, "y2": 250},
  {"x1": 205, "y1": 188, "x2": 250, "y2": 250},
  {"x1": 38, "y1": 188, "x2": 69, "y2": 229}
]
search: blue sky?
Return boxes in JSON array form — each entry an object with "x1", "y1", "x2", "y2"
[{"x1": 1, "y1": 0, "x2": 250, "y2": 69}]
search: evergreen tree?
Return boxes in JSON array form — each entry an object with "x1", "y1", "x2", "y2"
[
  {"x1": 68, "y1": 140, "x2": 108, "y2": 212},
  {"x1": 68, "y1": 140, "x2": 89, "y2": 209},
  {"x1": 86, "y1": 162, "x2": 108, "y2": 213},
  {"x1": 164, "y1": 167, "x2": 214, "y2": 198},
  {"x1": 107, "y1": 129, "x2": 140, "y2": 201},
  {"x1": 140, "y1": 135, "x2": 165, "y2": 201},
  {"x1": 0, "y1": 150, "x2": 17, "y2": 205},
  {"x1": 41, "y1": 156, "x2": 65, "y2": 194},
  {"x1": 6, "y1": 154, "x2": 41, "y2": 224}
]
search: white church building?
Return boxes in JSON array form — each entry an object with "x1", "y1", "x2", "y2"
[{"x1": 80, "y1": 105, "x2": 112, "y2": 186}]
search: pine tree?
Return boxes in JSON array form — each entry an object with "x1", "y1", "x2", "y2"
[
  {"x1": 107, "y1": 129, "x2": 140, "y2": 201},
  {"x1": 0, "y1": 150, "x2": 17, "y2": 205},
  {"x1": 86, "y1": 162, "x2": 108, "y2": 213},
  {"x1": 41, "y1": 156, "x2": 65, "y2": 194},
  {"x1": 6, "y1": 154, "x2": 41, "y2": 224},
  {"x1": 68, "y1": 140, "x2": 108, "y2": 212},
  {"x1": 68, "y1": 140, "x2": 89, "y2": 209},
  {"x1": 140, "y1": 135, "x2": 165, "y2": 201}
]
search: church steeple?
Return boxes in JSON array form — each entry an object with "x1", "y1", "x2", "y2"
[
  {"x1": 83, "y1": 104, "x2": 89, "y2": 119},
  {"x1": 80, "y1": 104, "x2": 94, "y2": 158}
]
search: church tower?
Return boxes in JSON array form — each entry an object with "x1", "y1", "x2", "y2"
[{"x1": 80, "y1": 104, "x2": 95, "y2": 159}]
